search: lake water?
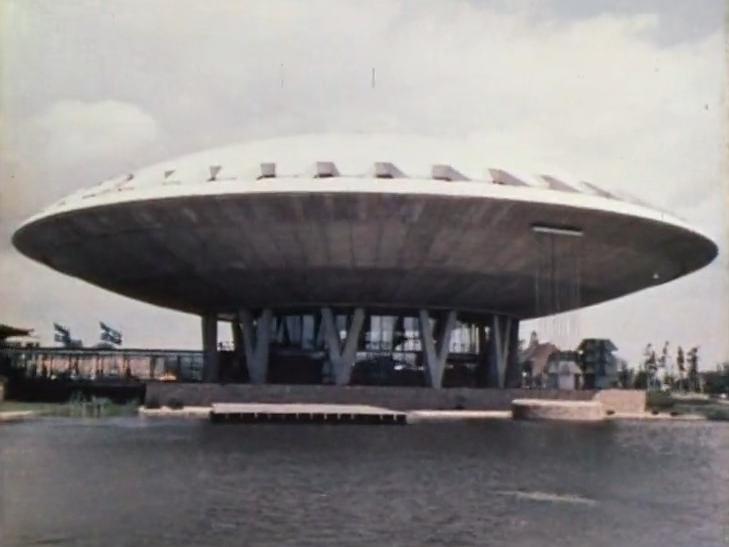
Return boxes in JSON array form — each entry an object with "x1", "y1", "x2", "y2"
[{"x1": 1, "y1": 417, "x2": 727, "y2": 546}]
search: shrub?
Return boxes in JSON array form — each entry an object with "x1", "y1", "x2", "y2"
[{"x1": 167, "y1": 398, "x2": 184, "y2": 410}]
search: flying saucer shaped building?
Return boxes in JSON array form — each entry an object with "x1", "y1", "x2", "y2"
[{"x1": 13, "y1": 134, "x2": 717, "y2": 388}]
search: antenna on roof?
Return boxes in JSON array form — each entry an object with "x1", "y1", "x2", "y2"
[
  {"x1": 208, "y1": 165, "x2": 222, "y2": 181},
  {"x1": 371, "y1": 67, "x2": 376, "y2": 89},
  {"x1": 280, "y1": 63, "x2": 284, "y2": 89}
]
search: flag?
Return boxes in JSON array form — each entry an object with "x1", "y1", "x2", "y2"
[
  {"x1": 53, "y1": 323, "x2": 82, "y2": 347},
  {"x1": 99, "y1": 322, "x2": 122, "y2": 345},
  {"x1": 53, "y1": 323, "x2": 71, "y2": 345}
]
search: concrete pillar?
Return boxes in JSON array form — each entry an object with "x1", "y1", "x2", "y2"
[
  {"x1": 418, "y1": 309, "x2": 457, "y2": 388},
  {"x1": 321, "y1": 307, "x2": 365, "y2": 385},
  {"x1": 488, "y1": 315, "x2": 517, "y2": 388},
  {"x1": 486, "y1": 316, "x2": 500, "y2": 387},
  {"x1": 201, "y1": 313, "x2": 219, "y2": 383},
  {"x1": 506, "y1": 319, "x2": 521, "y2": 388},
  {"x1": 239, "y1": 308, "x2": 273, "y2": 384}
]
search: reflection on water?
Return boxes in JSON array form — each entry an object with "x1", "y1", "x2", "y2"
[
  {"x1": 1, "y1": 418, "x2": 727, "y2": 547},
  {"x1": 495, "y1": 490, "x2": 597, "y2": 506}
]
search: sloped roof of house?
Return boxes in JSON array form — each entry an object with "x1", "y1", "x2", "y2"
[
  {"x1": 0, "y1": 323, "x2": 32, "y2": 340},
  {"x1": 522, "y1": 342, "x2": 559, "y2": 377}
]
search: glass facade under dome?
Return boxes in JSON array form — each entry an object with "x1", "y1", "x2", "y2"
[{"x1": 219, "y1": 309, "x2": 498, "y2": 387}]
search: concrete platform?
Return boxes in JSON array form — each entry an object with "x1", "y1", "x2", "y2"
[
  {"x1": 512, "y1": 399, "x2": 605, "y2": 421},
  {"x1": 146, "y1": 383, "x2": 647, "y2": 414},
  {"x1": 407, "y1": 410, "x2": 511, "y2": 423},
  {"x1": 209, "y1": 403, "x2": 407, "y2": 425},
  {"x1": 138, "y1": 403, "x2": 710, "y2": 423},
  {"x1": 0, "y1": 411, "x2": 39, "y2": 423},
  {"x1": 608, "y1": 411, "x2": 707, "y2": 421},
  {"x1": 139, "y1": 406, "x2": 211, "y2": 418}
]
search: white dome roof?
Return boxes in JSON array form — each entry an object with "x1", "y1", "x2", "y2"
[
  {"x1": 14, "y1": 133, "x2": 717, "y2": 319},
  {"x1": 52, "y1": 133, "x2": 646, "y2": 210}
]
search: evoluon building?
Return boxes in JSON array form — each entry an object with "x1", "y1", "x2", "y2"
[{"x1": 13, "y1": 134, "x2": 717, "y2": 389}]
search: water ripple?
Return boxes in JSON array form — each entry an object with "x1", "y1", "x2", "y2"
[{"x1": 496, "y1": 489, "x2": 597, "y2": 506}]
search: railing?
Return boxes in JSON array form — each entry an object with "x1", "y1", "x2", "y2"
[{"x1": 0, "y1": 347, "x2": 204, "y2": 382}]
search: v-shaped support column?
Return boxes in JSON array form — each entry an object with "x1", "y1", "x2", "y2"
[
  {"x1": 321, "y1": 307, "x2": 365, "y2": 385},
  {"x1": 238, "y1": 309, "x2": 273, "y2": 384},
  {"x1": 489, "y1": 315, "x2": 514, "y2": 388},
  {"x1": 418, "y1": 309, "x2": 457, "y2": 388}
]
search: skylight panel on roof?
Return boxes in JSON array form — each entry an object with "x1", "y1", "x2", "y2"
[
  {"x1": 488, "y1": 169, "x2": 529, "y2": 186},
  {"x1": 432, "y1": 164, "x2": 468, "y2": 182},
  {"x1": 314, "y1": 162, "x2": 339, "y2": 178}
]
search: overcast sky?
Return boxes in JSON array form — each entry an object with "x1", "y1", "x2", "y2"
[{"x1": 1, "y1": 0, "x2": 727, "y2": 368}]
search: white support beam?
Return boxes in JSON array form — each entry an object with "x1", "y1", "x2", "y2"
[
  {"x1": 239, "y1": 308, "x2": 273, "y2": 384},
  {"x1": 490, "y1": 315, "x2": 513, "y2": 388},
  {"x1": 418, "y1": 309, "x2": 457, "y2": 388},
  {"x1": 321, "y1": 307, "x2": 365, "y2": 385}
]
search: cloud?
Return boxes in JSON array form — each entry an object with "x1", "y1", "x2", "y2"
[
  {"x1": 0, "y1": 249, "x2": 200, "y2": 350},
  {"x1": 27, "y1": 100, "x2": 160, "y2": 170},
  {"x1": 0, "y1": 98, "x2": 179, "y2": 348},
  {"x1": 1, "y1": 99, "x2": 162, "y2": 228},
  {"x1": 1, "y1": 1, "x2": 726, "y2": 365}
]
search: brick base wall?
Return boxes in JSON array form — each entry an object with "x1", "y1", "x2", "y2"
[
  {"x1": 145, "y1": 383, "x2": 644, "y2": 412},
  {"x1": 593, "y1": 389, "x2": 647, "y2": 413}
]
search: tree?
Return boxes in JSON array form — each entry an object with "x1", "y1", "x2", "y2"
[{"x1": 687, "y1": 347, "x2": 700, "y2": 392}]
